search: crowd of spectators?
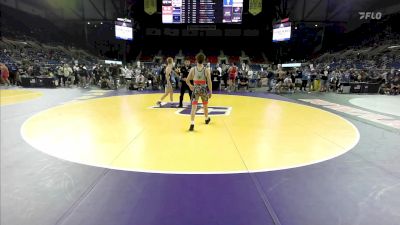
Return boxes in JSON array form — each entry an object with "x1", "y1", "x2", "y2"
[
  {"x1": 260, "y1": 66, "x2": 399, "y2": 95},
  {"x1": 0, "y1": 40, "x2": 265, "y2": 92},
  {"x1": 0, "y1": 37, "x2": 100, "y2": 87},
  {"x1": 1, "y1": 35, "x2": 399, "y2": 95},
  {"x1": 297, "y1": 32, "x2": 400, "y2": 95},
  {"x1": 1, "y1": 48, "x2": 399, "y2": 96}
]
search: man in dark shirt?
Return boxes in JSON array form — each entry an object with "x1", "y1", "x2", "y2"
[
  {"x1": 222, "y1": 64, "x2": 229, "y2": 90},
  {"x1": 296, "y1": 69, "x2": 302, "y2": 79},
  {"x1": 390, "y1": 76, "x2": 399, "y2": 95},
  {"x1": 160, "y1": 64, "x2": 166, "y2": 90},
  {"x1": 78, "y1": 64, "x2": 88, "y2": 88},
  {"x1": 110, "y1": 64, "x2": 119, "y2": 89},
  {"x1": 92, "y1": 65, "x2": 100, "y2": 85},
  {"x1": 267, "y1": 70, "x2": 275, "y2": 91},
  {"x1": 178, "y1": 60, "x2": 192, "y2": 108},
  {"x1": 238, "y1": 75, "x2": 249, "y2": 91},
  {"x1": 211, "y1": 67, "x2": 221, "y2": 91}
]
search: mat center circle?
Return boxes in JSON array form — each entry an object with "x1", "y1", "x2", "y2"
[{"x1": 21, "y1": 94, "x2": 359, "y2": 174}]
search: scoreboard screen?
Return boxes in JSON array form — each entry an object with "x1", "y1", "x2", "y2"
[
  {"x1": 115, "y1": 18, "x2": 133, "y2": 41},
  {"x1": 162, "y1": 0, "x2": 243, "y2": 24},
  {"x1": 273, "y1": 22, "x2": 291, "y2": 42}
]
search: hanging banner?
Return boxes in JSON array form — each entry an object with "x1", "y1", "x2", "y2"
[
  {"x1": 144, "y1": 0, "x2": 157, "y2": 15},
  {"x1": 249, "y1": 0, "x2": 262, "y2": 15}
]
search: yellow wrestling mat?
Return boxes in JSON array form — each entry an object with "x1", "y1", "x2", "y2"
[
  {"x1": 0, "y1": 89, "x2": 43, "y2": 106},
  {"x1": 21, "y1": 94, "x2": 359, "y2": 174}
]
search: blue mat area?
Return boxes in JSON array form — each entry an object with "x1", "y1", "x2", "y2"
[{"x1": 2, "y1": 88, "x2": 399, "y2": 225}]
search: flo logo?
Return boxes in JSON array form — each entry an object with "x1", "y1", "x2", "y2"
[
  {"x1": 359, "y1": 12, "x2": 382, "y2": 20},
  {"x1": 150, "y1": 102, "x2": 232, "y2": 116},
  {"x1": 176, "y1": 106, "x2": 232, "y2": 116}
]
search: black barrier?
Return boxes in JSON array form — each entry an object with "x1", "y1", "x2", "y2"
[
  {"x1": 362, "y1": 83, "x2": 380, "y2": 93},
  {"x1": 21, "y1": 77, "x2": 33, "y2": 87},
  {"x1": 349, "y1": 82, "x2": 380, "y2": 94},
  {"x1": 20, "y1": 76, "x2": 56, "y2": 88},
  {"x1": 350, "y1": 83, "x2": 362, "y2": 93},
  {"x1": 211, "y1": 75, "x2": 221, "y2": 91},
  {"x1": 212, "y1": 81, "x2": 220, "y2": 91}
]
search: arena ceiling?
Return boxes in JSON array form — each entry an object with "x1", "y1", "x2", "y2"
[
  {"x1": 1, "y1": 0, "x2": 399, "y2": 23},
  {"x1": 0, "y1": 0, "x2": 127, "y2": 21},
  {"x1": 286, "y1": 0, "x2": 400, "y2": 22}
]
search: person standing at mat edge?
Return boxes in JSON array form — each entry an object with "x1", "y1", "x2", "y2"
[
  {"x1": 157, "y1": 57, "x2": 174, "y2": 107},
  {"x1": 228, "y1": 62, "x2": 238, "y2": 92},
  {"x1": 0, "y1": 63, "x2": 11, "y2": 86},
  {"x1": 178, "y1": 59, "x2": 193, "y2": 108},
  {"x1": 186, "y1": 53, "x2": 212, "y2": 131}
]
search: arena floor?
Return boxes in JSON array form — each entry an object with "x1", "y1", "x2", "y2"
[{"x1": 1, "y1": 87, "x2": 400, "y2": 225}]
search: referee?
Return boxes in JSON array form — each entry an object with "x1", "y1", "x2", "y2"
[{"x1": 178, "y1": 59, "x2": 193, "y2": 108}]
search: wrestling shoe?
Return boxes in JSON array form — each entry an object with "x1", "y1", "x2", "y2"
[
  {"x1": 189, "y1": 124, "x2": 194, "y2": 131},
  {"x1": 156, "y1": 101, "x2": 162, "y2": 107},
  {"x1": 205, "y1": 117, "x2": 211, "y2": 124}
]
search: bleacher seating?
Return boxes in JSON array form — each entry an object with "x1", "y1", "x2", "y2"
[
  {"x1": 162, "y1": 48, "x2": 179, "y2": 58},
  {"x1": 228, "y1": 56, "x2": 240, "y2": 64},
  {"x1": 2, "y1": 5, "x2": 74, "y2": 47},
  {"x1": 245, "y1": 50, "x2": 265, "y2": 64},
  {"x1": 140, "y1": 48, "x2": 159, "y2": 62}
]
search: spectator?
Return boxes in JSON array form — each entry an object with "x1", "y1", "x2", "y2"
[
  {"x1": 320, "y1": 69, "x2": 328, "y2": 92},
  {"x1": 92, "y1": 65, "x2": 101, "y2": 85},
  {"x1": 14, "y1": 67, "x2": 21, "y2": 86},
  {"x1": 136, "y1": 73, "x2": 146, "y2": 91},
  {"x1": 79, "y1": 64, "x2": 88, "y2": 88},
  {"x1": 237, "y1": 74, "x2": 249, "y2": 91},
  {"x1": 221, "y1": 63, "x2": 229, "y2": 90},
  {"x1": 228, "y1": 63, "x2": 238, "y2": 92},
  {"x1": 63, "y1": 64, "x2": 73, "y2": 87},
  {"x1": 160, "y1": 64, "x2": 166, "y2": 90},
  {"x1": 267, "y1": 69, "x2": 275, "y2": 92},
  {"x1": 328, "y1": 70, "x2": 339, "y2": 91},
  {"x1": 110, "y1": 65, "x2": 119, "y2": 89},
  {"x1": 390, "y1": 75, "x2": 399, "y2": 95},
  {"x1": 125, "y1": 66, "x2": 134, "y2": 89},
  {"x1": 284, "y1": 75, "x2": 295, "y2": 93},
  {"x1": 73, "y1": 64, "x2": 80, "y2": 85},
  {"x1": 0, "y1": 64, "x2": 11, "y2": 86},
  {"x1": 217, "y1": 64, "x2": 222, "y2": 78},
  {"x1": 9, "y1": 65, "x2": 17, "y2": 85},
  {"x1": 275, "y1": 69, "x2": 285, "y2": 93},
  {"x1": 211, "y1": 66, "x2": 221, "y2": 91},
  {"x1": 56, "y1": 65, "x2": 64, "y2": 87},
  {"x1": 338, "y1": 70, "x2": 351, "y2": 92},
  {"x1": 309, "y1": 70, "x2": 317, "y2": 91},
  {"x1": 100, "y1": 73, "x2": 111, "y2": 89},
  {"x1": 248, "y1": 69, "x2": 258, "y2": 90},
  {"x1": 300, "y1": 68, "x2": 309, "y2": 91},
  {"x1": 173, "y1": 66, "x2": 180, "y2": 90},
  {"x1": 179, "y1": 59, "x2": 192, "y2": 107}
]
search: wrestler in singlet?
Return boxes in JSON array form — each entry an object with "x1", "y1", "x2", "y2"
[
  {"x1": 186, "y1": 53, "x2": 212, "y2": 131},
  {"x1": 227, "y1": 63, "x2": 238, "y2": 92},
  {"x1": 156, "y1": 57, "x2": 175, "y2": 107},
  {"x1": 192, "y1": 66, "x2": 209, "y2": 106}
]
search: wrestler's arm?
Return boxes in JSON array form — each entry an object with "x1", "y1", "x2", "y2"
[
  {"x1": 186, "y1": 68, "x2": 194, "y2": 90},
  {"x1": 206, "y1": 68, "x2": 212, "y2": 98},
  {"x1": 166, "y1": 67, "x2": 172, "y2": 87}
]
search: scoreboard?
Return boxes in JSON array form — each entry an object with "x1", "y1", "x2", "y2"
[
  {"x1": 272, "y1": 22, "x2": 292, "y2": 42},
  {"x1": 162, "y1": 0, "x2": 243, "y2": 24}
]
